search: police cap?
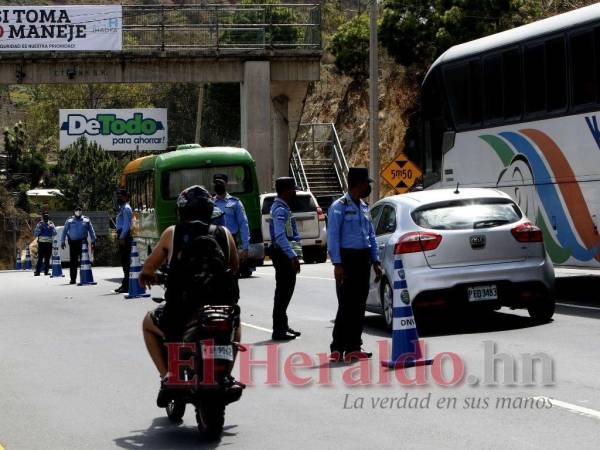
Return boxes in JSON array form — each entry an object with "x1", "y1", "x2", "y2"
[
  {"x1": 275, "y1": 177, "x2": 297, "y2": 194},
  {"x1": 213, "y1": 173, "x2": 229, "y2": 184}
]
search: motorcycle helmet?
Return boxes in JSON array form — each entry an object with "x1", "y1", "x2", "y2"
[{"x1": 176, "y1": 185, "x2": 214, "y2": 223}]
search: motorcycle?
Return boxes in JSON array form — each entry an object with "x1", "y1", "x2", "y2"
[{"x1": 153, "y1": 268, "x2": 246, "y2": 438}]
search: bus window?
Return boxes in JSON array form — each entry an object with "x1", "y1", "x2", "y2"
[
  {"x1": 468, "y1": 60, "x2": 482, "y2": 126},
  {"x1": 163, "y1": 165, "x2": 250, "y2": 199},
  {"x1": 570, "y1": 29, "x2": 597, "y2": 106},
  {"x1": 444, "y1": 63, "x2": 471, "y2": 127},
  {"x1": 524, "y1": 44, "x2": 546, "y2": 114},
  {"x1": 483, "y1": 54, "x2": 503, "y2": 122},
  {"x1": 503, "y1": 48, "x2": 523, "y2": 119},
  {"x1": 546, "y1": 36, "x2": 567, "y2": 111}
]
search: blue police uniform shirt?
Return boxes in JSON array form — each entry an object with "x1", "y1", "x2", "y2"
[
  {"x1": 61, "y1": 215, "x2": 97, "y2": 245},
  {"x1": 213, "y1": 194, "x2": 250, "y2": 250},
  {"x1": 327, "y1": 192, "x2": 380, "y2": 265},
  {"x1": 269, "y1": 197, "x2": 301, "y2": 259},
  {"x1": 116, "y1": 202, "x2": 133, "y2": 240},
  {"x1": 35, "y1": 221, "x2": 57, "y2": 243}
]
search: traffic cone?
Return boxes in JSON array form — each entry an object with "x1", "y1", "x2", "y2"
[
  {"x1": 51, "y1": 238, "x2": 65, "y2": 278},
  {"x1": 125, "y1": 240, "x2": 150, "y2": 299},
  {"x1": 24, "y1": 243, "x2": 32, "y2": 270},
  {"x1": 382, "y1": 256, "x2": 434, "y2": 369},
  {"x1": 77, "y1": 242, "x2": 97, "y2": 286},
  {"x1": 15, "y1": 247, "x2": 22, "y2": 270}
]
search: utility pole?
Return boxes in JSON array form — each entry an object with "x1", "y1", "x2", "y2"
[{"x1": 368, "y1": 0, "x2": 379, "y2": 202}]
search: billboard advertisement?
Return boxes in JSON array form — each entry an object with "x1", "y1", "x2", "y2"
[
  {"x1": 0, "y1": 6, "x2": 122, "y2": 51},
  {"x1": 59, "y1": 109, "x2": 168, "y2": 151}
]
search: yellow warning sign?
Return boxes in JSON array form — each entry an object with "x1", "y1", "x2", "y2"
[{"x1": 381, "y1": 153, "x2": 422, "y2": 194}]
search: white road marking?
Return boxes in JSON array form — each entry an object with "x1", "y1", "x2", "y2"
[
  {"x1": 533, "y1": 396, "x2": 600, "y2": 421},
  {"x1": 556, "y1": 303, "x2": 600, "y2": 311},
  {"x1": 255, "y1": 272, "x2": 334, "y2": 282},
  {"x1": 241, "y1": 322, "x2": 273, "y2": 333}
]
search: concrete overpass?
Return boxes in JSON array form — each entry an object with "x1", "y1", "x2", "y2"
[{"x1": 0, "y1": 3, "x2": 323, "y2": 192}]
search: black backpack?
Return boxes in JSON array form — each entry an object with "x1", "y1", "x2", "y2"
[{"x1": 166, "y1": 223, "x2": 239, "y2": 308}]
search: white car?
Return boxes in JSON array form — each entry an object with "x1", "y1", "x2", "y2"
[
  {"x1": 260, "y1": 191, "x2": 328, "y2": 264},
  {"x1": 53, "y1": 225, "x2": 94, "y2": 264},
  {"x1": 366, "y1": 188, "x2": 555, "y2": 328}
]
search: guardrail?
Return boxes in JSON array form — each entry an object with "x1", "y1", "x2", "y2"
[
  {"x1": 290, "y1": 143, "x2": 310, "y2": 191},
  {"x1": 122, "y1": 3, "x2": 321, "y2": 51}
]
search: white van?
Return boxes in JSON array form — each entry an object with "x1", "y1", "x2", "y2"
[{"x1": 260, "y1": 191, "x2": 328, "y2": 264}]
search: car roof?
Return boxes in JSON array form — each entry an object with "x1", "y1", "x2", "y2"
[
  {"x1": 375, "y1": 188, "x2": 512, "y2": 208},
  {"x1": 260, "y1": 191, "x2": 312, "y2": 199}
]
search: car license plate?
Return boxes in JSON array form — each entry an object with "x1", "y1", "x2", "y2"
[
  {"x1": 202, "y1": 345, "x2": 234, "y2": 361},
  {"x1": 467, "y1": 285, "x2": 498, "y2": 302}
]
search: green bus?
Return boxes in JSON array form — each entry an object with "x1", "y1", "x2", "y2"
[{"x1": 121, "y1": 145, "x2": 264, "y2": 272}]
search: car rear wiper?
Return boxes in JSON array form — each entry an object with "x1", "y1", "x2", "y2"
[{"x1": 473, "y1": 219, "x2": 510, "y2": 229}]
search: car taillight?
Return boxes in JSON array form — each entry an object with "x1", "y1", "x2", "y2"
[
  {"x1": 317, "y1": 207, "x2": 326, "y2": 221},
  {"x1": 511, "y1": 222, "x2": 543, "y2": 243},
  {"x1": 394, "y1": 232, "x2": 442, "y2": 254}
]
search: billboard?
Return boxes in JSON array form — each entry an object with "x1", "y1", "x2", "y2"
[
  {"x1": 0, "y1": 6, "x2": 122, "y2": 52},
  {"x1": 59, "y1": 109, "x2": 168, "y2": 151}
]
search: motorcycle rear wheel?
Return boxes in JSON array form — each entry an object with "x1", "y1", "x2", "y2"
[
  {"x1": 196, "y1": 398, "x2": 226, "y2": 439},
  {"x1": 166, "y1": 400, "x2": 186, "y2": 423}
]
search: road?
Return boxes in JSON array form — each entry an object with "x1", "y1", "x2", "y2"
[{"x1": 1, "y1": 264, "x2": 600, "y2": 449}]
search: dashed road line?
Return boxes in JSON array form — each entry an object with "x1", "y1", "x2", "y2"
[
  {"x1": 241, "y1": 322, "x2": 273, "y2": 333},
  {"x1": 533, "y1": 396, "x2": 600, "y2": 421},
  {"x1": 254, "y1": 272, "x2": 334, "y2": 282},
  {"x1": 556, "y1": 303, "x2": 600, "y2": 311}
]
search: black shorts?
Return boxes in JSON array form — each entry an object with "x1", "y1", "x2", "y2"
[{"x1": 150, "y1": 304, "x2": 185, "y2": 341}]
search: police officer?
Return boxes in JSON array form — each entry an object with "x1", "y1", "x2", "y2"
[
  {"x1": 115, "y1": 189, "x2": 133, "y2": 294},
  {"x1": 269, "y1": 177, "x2": 302, "y2": 341},
  {"x1": 212, "y1": 174, "x2": 250, "y2": 261},
  {"x1": 61, "y1": 206, "x2": 97, "y2": 285},
  {"x1": 327, "y1": 168, "x2": 382, "y2": 361},
  {"x1": 34, "y1": 211, "x2": 56, "y2": 276}
]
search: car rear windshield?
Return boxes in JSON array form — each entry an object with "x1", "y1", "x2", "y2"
[
  {"x1": 411, "y1": 198, "x2": 522, "y2": 230},
  {"x1": 262, "y1": 195, "x2": 317, "y2": 214}
]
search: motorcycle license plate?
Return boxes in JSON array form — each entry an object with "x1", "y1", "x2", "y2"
[
  {"x1": 202, "y1": 345, "x2": 234, "y2": 361},
  {"x1": 467, "y1": 285, "x2": 498, "y2": 302}
]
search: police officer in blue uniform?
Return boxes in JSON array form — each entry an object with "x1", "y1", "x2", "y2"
[
  {"x1": 61, "y1": 206, "x2": 97, "y2": 285},
  {"x1": 269, "y1": 177, "x2": 302, "y2": 341},
  {"x1": 115, "y1": 189, "x2": 133, "y2": 294},
  {"x1": 327, "y1": 168, "x2": 382, "y2": 361},
  {"x1": 212, "y1": 174, "x2": 250, "y2": 261},
  {"x1": 34, "y1": 211, "x2": 56, "y2": 276}
]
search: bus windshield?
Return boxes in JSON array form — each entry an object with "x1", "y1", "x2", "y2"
[{"x1": 163, "y1": 165, "x2": 250, "y2": 199}]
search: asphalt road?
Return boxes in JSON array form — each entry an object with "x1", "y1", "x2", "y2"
[{"x1": 1, "y1": 264, "x2": 600, "y2": 449}]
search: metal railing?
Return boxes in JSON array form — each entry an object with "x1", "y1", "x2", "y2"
[
  {"x1": 294, "y1": 123, "x2": 349, "y2": 193},
  {"x1": 122, "y1": 3, "x2": 321, "y2": 51},
  {"x1": 290, "y1": 143, "x2": 310, "y2": 191}
]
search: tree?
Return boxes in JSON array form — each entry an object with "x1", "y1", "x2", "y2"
[
  {"x1": 328, "y1": 14, "x2": 370, "y2": 80},
  {"x1": 3, "y1": 121, "x2": 47, "y2": 190},
  {"x1": 55, "y1": 138, "x2": 120, "y2": 211},
  {"x1": 379, "y1": 0, "x2": 532, "y2": 76}
]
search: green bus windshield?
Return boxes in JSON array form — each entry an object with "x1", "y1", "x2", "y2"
[{"x1": 163, "y1": 165, "x2": 251, "y2": 199}]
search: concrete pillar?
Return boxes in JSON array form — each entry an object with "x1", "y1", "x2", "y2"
[
  {"x1": 194, "y1": 84, "x2": 205, "y2": 145},
  {"x1": 272, "y1": 95, "x2": 290, "y2": 180},
  {"x1": 240, "y1": 61, "x2": 272, "y2": 193}
]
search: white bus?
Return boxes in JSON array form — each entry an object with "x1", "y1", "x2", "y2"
[{"x1": 419, "y1": 3, "x2": 600, "y2": 268}]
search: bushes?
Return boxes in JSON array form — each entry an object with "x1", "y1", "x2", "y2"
[{"x1": 328, "y1": 14, "x2": 370, "y2": 80}]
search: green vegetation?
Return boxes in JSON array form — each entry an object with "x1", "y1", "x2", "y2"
[
  {"x1": 3, "y1": 121, "x2": 48, "y2": 193},
  {"x1": 54, "y1": 138, "x2": 120, "y2": 211},
  {"x1": 328, "y1": 14, "x2": 370, "y2": 80}
]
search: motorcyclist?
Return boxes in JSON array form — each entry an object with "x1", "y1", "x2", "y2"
[{"x1": 139, "y1": 185, "x2": 241, "y2": 407}]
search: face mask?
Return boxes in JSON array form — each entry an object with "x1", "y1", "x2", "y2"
[
  {"x1": 214, "y1": 184, "x2": 226, "y2": 195},
  {"x1": 43, "y1": 216, "x2": 49, "y2": 223},
  {"x1": 75, "y1": 210, "x2": 82, "y2": 217},
  {"x1": 362, "y1": 184, "x2": 372, "y2": 199},
  {"x1": 117, "y1": 199, "x2": 124, "y2": 206}
]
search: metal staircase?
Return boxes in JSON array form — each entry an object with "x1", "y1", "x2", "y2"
[{"x1": 290, "y1": 123, "x2": 348, "y2": 212}]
